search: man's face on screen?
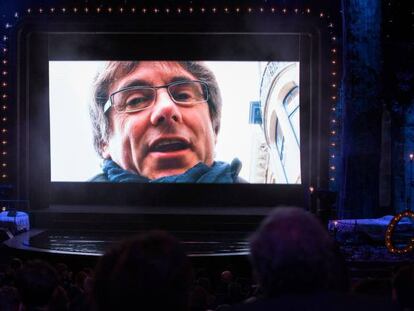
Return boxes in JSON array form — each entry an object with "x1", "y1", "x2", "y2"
[{"x1": 102, "y1": 61, "x2": 216, "y2": 179}]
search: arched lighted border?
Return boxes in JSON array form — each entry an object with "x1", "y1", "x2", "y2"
[
  {"x1": 385, "y1": 210, "x2": 414, "y2": 254},
  {"x1": 0, "y1": 5, "x2": 340, "y2": 189}
]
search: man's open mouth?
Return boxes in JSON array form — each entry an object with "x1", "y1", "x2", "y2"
[{"x1": 149, "y1": 139, "x2": 190, "y2": 153}]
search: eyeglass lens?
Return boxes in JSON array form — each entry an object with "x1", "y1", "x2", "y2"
[{"x1": 112, "y1": 81, "x2": 208, "y2": 112}]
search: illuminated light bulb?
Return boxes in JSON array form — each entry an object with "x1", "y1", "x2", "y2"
[
  {"x1": 3, "y1": 48, "x2": 7, "y2": 53},
  {"x1": 189, "y1": 8, "x2": 193, "y2": 13},
  {"x1": 306, "y1": 8, "x2": 311, "y2": 13},
  {"x1": 5, "y1": 23, "x2": 11, "y2": 29},
  {"x1": 331, "y1": 107, "x2": 336, "y2": 111},
  {"x1": 332, "y1": 60, "x2": 336, "y2": 64},
  {"x1": 1, "y1": 206, "x2": 5, "y2": 211},
  {"x1": 2, "y1": 60, "x2": 6, "y2": 64},
  {"x1": 2, "y1": 151, "x2": 6, "y2": 155},
  {"x1": 14, "y1": 12, "x2": 19, "y2": 18},
  {"x1": 62, "y1": 8, "x2": 66, "y2": 12},
  {"x1": 332, "y1": 48, "x2": 337, "y2": 53},
  {"x1": 2, "y1": 129, "x2": 6, "y2": 132},
  {"x1": 154, "y1": 8, "x2": 158, "y2": 13},
  {"x1": 97, "y1": 8, "x2": 101, "y2": 13},
  {"x1": 309, "y1": 186, "x2": 314, "y2": 193},
  {"x1": 3, "y1": 36, "x2": 8, "y2": 41},
  {"x1": 177, "y1": 8, "x2": 181, "y2": 13},
  {"x1": 73, "y1": 8, "x2": 78, "y2": 13},
  {"x1": 2, "y1": 163, "x2": 6, "y2": 167},
  {"x1": 282, "y1": 8, "x2": 287, "y2": 13},
  {"x1": 332, "y1": 96, "x2": 337, "y2": 100},
  {"x1": 108, "y1": 7, "x2": 113, "y2": 13},
  {"x1": 119, "y1": 8, "x2": 123, "y2": 13},
  {"x1": 333, "y1": 220, "x2": 338, "y2": 226},
  {"x1": 330, "y1": 177, "x2": 335, "y2": 181},
  {"x1": 2, "y1": 141, "x2": 7, "y2": 145},
  {"x1": 410, "y1": 153, "x2": 414, "y2": 160},
  {"x1": 27, "y1": 8, "x2": 32, "y2": 13},
  {"x1": 332, "y1": 72, "x2": 337, "y2": 76},
  {"x1": 332, "y1": 84, "x2": 337, "y2": 88},
  {"x1": 271, "y1": 8, "x2": 275, "y2": 12},
  {"x1": 260, "y1": 8, "x2": 263, "y2": 12},
  {"x1": 294, "y1": 8, "x2": 298, "y2": 13},
  {"x1": 332, "y1": 119, "x2": 336, "y2": 123},
  {"x1": 39, "y1": 8, "x2": 43, "y2": 13},
  {"x1": 2, "y1": 174, "x2": 6, "y2": 178},
  {"x1": 131, "y1": 8, "x2": 136, "y2": 13},
  {"x1": 201, "y1": 8, "x2": 205, "y2": 12},
  {"x1": 332, "y1": 37, "x2": 337, "y2": 41},
  {"x1": 331, "y1": 142, "x2": 336, "y2": 147},
  {"x1": 51, "y1": 8, "x2": 55, "y2": 12},
  {"x1": 2, "y1": 117, "x2": 6, "y2": 121},
  {"x1": 320, "y1": 12, "x2": 324, "y2": 17},
  {"x1": 2, "y1": 83, "x2": 7, "y2": 87},
  {"x1": 236, "y1": 8, "x2": 240, "y2": 12},
  {"x1": 331, "y1": 154, "x2": 335, "y2": 158},
  {"x1": 331, "y1": 130, "x2": 336, "y2": 135},
  {"x1": 212, "y1": 8, "x2": 216, "y2": 13},
  {"x1": 248, "y1": 8, "x2": 252, "y2": 13},
  {"x1": 2, "y1": 71, "x2": 7, "y2": 76}
]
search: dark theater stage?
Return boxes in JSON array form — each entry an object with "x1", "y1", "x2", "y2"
[
  {"x1": 4, "y1": 205, "x2": 267, "y2": 257},
  {"x1": 0, "y1": 1, "x2": 413, "y2": 310}
]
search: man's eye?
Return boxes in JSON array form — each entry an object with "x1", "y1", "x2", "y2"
[
  {"x1": 174, "y1": 92, "x2": 193, "y2": 102},
  {"x1": 125, "y1": 96, "x2": 151, "y2": 108}
]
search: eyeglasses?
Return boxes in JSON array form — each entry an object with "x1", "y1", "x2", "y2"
[{"x1": 104, "y1": 80, "x2": 209, "y2": 113}]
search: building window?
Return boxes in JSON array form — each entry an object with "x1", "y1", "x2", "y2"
[
  {"x1": 275, "y1": 119, "x2": 285, "y2": 164},
  {"x1": 283, "y1": 86, "x2": 300, "y2": 143}
]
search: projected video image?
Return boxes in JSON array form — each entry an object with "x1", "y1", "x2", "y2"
[{"x1": 49, "y1": 61, "x2": 300, "y2": 184}]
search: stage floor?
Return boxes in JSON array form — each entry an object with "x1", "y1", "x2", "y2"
[
  {"x1": 4, "y1": 228, "x2": 250, "y2": 257},
  {"x1": 2, "y1": 212, "x2": 413, "y2": 262},
  {"x1": 4, "y1": 226, "x2": 414, "y2": 263}
]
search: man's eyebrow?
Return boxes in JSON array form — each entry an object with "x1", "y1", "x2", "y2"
[
  {"x1": 169, "y1": 76, "x2": 194, "y2": 84},
  {"x1": 117, "y1": 76, "x2": 195, "y2": 90},
  {"x1": 117, "y1": 79, "x2": 151, "y2": 90}
]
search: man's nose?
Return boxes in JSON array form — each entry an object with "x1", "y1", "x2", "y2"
[{"x1": 149, "y1": 89, "x2": 182, "y2": 126}]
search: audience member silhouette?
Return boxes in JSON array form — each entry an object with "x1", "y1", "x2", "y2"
[
  {"x1": 15, "y1": 259, "x2": 66, "y2": 311},
  {"x1": 215, "y1": 270, "x2": 234, "y2": 305},
  {"x1": 1, "y1": 257, "x2": 22, "y2": 287},
  {"x1": 231, "y1": 207, "x2": 397, "y2": 311},
  {"x1": 92, "y1": 230, "x2": 193, "y2": 311},
  {"x1": 190, "y1": 275, "x2": 217, "y2": 310},
  {"x1": 67, "y1": 271, "x2": 88, "y2": 311},
  {"x1": 0, "y1": 285, "x2": 19, "y2": 311}
]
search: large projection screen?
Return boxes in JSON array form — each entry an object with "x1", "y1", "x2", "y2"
[
  {"x1": 49, "y1": 60, "x2": 300, "y2": 184},
  {"x1": 14, "y1": 13, "x2": 328, "y2": 208}
]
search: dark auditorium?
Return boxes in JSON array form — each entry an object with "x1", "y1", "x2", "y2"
[{"x1": 0, "y1": 0, "x2": 413, "y2": 310}]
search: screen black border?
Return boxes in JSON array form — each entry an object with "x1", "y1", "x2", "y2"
[{"x1": 14, "y1": 13, "x2": 329, "y2": 210}]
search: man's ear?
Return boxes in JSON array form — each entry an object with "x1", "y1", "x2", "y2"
[
  {"x1": 100, "y1": 141, "x2": 111, "y2": 159},
  {"x1": 214, "y1": 125, "x2": 219, "y2": 145}
]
